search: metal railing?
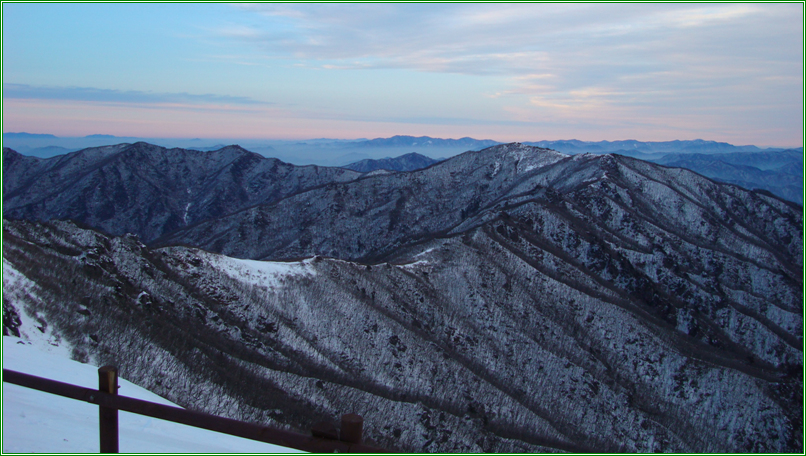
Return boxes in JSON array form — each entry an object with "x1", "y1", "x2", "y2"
[{"x1": 3, "y1": 366, "x2": 388, "y2": 453}]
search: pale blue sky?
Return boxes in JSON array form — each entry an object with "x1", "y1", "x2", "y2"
[{"x1": 2, "y1": 2, "x2": 803, "y2": 146}]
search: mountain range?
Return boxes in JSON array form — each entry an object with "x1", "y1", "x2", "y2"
[
  {"x1": 653, "y1": 151, "x2": 803, "y2": 204},
  {"x1": 346, "y1": 135, "x2": 500, "y2": 150},
  {"x1": 2, "y1": 143, "x2": 361, "y2": 243},
  {"x1": 5, "y1": 132, "x2": 799, "y2": 159},
  {"x1": 655, "y1": 149, "x2": 803, "y2": 170},
  {"x1": 523, "y1": 139, "x2": 782, "y2": 155},
  {"x1": 2, "y1": 142, "x2": 802, "y2": 452}
]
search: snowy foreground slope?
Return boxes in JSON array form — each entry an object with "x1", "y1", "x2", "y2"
[{"x1": 2, "y1": 337, "x2": 301, "y2": 453}]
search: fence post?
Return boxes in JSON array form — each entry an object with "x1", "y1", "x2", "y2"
[
  {"x1": 98, "y1": 366, "x2": 119, "y2": 453},
  {"x1": 341, "y1": 414, "x2": 363, "y2": 444}
]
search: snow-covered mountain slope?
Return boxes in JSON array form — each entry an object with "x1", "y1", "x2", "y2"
[
  {"x1": 2, "y1": 142, "x2": 802, "y2": 452},
  {"x1": 3, "y1": 212, "x2": 801, "y2": 452},
  {"x1": 155, "y1": 144, "x2": 573, "y2": 260},
  {"x1": 157, "y1": 144, "x2": 800, "y2": 269},
  {"x1": 2, "y1": 143, "x2": 362, "y2": 243},
  {"x1": 2, "y1": 337, "x2": 300, "y2": 453}
]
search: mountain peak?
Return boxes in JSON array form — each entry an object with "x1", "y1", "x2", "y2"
[
  {"x1": 215, "y1": 144, "x2": 250, "y2": 153},
  {"x1": 482, "y1": 142, "x2": 569, "y2": 172}
]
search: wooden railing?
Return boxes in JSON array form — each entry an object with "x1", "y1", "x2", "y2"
[{"x1": 3, "y1": 366, "x2": 388, "y2": 453}]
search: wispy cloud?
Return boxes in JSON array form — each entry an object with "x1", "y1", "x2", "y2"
[
  {"x1": 3, "y1": 84, "x2": 271, "y2": 107},
  {"x1": 211, "y1": 3, "x2": 801, "y2": 145},
  {"x1": 222, "y1": 3, "x2": 795, "y2": 72},
  {"x1": 221, "y1": 3, "x2": 801, "y2": 103}
]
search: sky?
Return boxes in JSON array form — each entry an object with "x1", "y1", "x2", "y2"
[{"x1": 2, "y1": 2, "x2": 803, "y2": 147}]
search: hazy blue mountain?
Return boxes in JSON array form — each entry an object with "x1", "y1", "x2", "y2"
[
  {"x1": 349, "y1": 135, "x2": 500, "y2": 150},
  {"x1": 4, "y1": 133, "x2": 799, "y2": 167},
  {"x1": 14, "y1": 145, "x2": 79, "y2": 158},
  {"x1": 776, "y1": 160, "x2": 804, "y2": 177},
  {"x1": 653, "y1": 150, "x2": 803, "y2": 204},
  {"x1": 523, "y1": 139, "x2": 774, "y2": 155},
  {"x1": 655, "y1": 149, "x2": 802, "y2": 170},
  {"x1": 601, "y1": 149, "x2": 665, "y2": 161},
  {"x1": 343, "y1": 152, "x2": 440, "y2": 172},
  {"x1": 3, "y1": 132, "x2": 59, "y2": 139}
]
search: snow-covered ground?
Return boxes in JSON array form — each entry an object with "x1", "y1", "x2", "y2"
[
  {"x1": 210, "y1": 255, "x2": 316, "y2": 288},
  {"x1": 2, "y1": 337, "x2": 303, "y2": 453}
]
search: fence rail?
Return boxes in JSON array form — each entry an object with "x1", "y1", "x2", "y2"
[{"x1": 3, "y1": 367, "x2": 388, "y2": 453}]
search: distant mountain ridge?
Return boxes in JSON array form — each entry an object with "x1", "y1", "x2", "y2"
[
  {"x1": 652, "y1": 150, "x2": 803, "y2": 204},
  {"x1": 655, "y1": 149, "x2": 803, "y2": 169},
  {"x1": 343, "y1": 152, "x2": 440, "y2": 172},
  {"x1": 3, "y1": 132, "x2": 59, "y2": 139},
  {"x1": 349, "y1": 135, "x2": 499, "y2": 150},
  {"x1": 523, "y1": 139, "x2": 797, "y2": 155},
  {"x1": 5, "y1": 132, "x2": 800, "y2": 154}
]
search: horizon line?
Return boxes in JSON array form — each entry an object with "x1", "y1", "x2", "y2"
[{"x1": 2, "y1": 132, "x2": 803, "y2": 149}]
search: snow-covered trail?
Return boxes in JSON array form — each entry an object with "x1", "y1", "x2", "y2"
[{"x1": 2, "y1": 337, "x2": 302, "y2": 453}]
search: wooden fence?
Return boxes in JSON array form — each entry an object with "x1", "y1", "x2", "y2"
[{"x1": 3, "y1": 366, "x2": 388, "y2": 453}]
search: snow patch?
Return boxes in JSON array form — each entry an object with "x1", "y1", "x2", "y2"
[
  {"x1": 2, "y1": 337, "x2": 301, "y2": 453},
  {"x1": 210, "y1": 255, "x2": 316, "y2": 289},
  {"x1": 2, "y1": 260, "x2": 72, "y2": 358},
  {"x1": 400, "y1": 260, "x2": 428, "y2": 268},
  {"x1": 415, "y1": 247, "x2": 437, "y2": 258},
  {"x1": 183, "y1": 188, "x2": 193, "y2": 224}
]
